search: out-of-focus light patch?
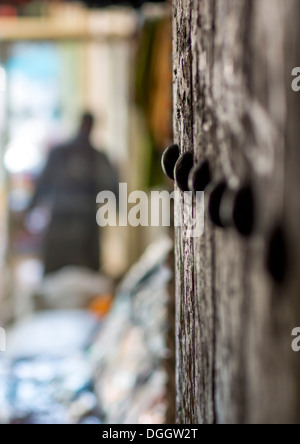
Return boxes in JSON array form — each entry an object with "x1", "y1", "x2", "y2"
[
  {"x1": 25, "y1": 207, "x2": 50, "y2": 234},
  {"x1": 16, "y1": 258, "x2": 43, "y2": 288},
  {"x1": 9, "y1": 189, "x2": 31, "y2": 213},
  {"x1": 7, "y1": 43, "x2": 60, "y2": 80},
  {"x1": 0, "y1": 66, "x2": 6, "y2": 92},
  {"x1": 4, "y1": 139, "x2": 43, "y2": 174}
]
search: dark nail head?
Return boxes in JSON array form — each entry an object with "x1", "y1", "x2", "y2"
[
  {"x1": 233, "y1": 185, "x2": 255, "y2": 237},
  {"x1": 188, "y1": 160, "x2": 211, "y2": 194},
  {"x1": 266, "y1": 225, "x2": 288, "y2": 284},
  {"x1": 161, "y1": 144, "x2": 180, "y2": 181},
  {"x1": 207, "y1": 181, "x2": 228, "y2": 227}
]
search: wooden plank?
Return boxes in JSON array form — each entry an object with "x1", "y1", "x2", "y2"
[
  {"x1": 174, "y1": 0, "x2": 300, "y2": 424},
  {"x1": 173, "y1": 0, "x2": 196, "y2": 424},
  {"x1": 190, "y1": 0, "x2": 216, "y2": 424}
]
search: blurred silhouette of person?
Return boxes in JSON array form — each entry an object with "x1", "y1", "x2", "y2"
[{"x1": 28, "y1": 112, "x2": 119, "y2": 275}]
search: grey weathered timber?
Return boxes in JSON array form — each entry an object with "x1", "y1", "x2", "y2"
[{"x1": 173, "y1": 0, "x2": 300, "y2": 424}]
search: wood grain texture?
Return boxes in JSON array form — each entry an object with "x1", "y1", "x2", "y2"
[{"x1": 173, "y1": 0, "x2": 300, "y2": 424}]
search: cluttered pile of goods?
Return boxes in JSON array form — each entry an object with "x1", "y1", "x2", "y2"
[{"x1": 0, "y1": 237, "x2": 172, "y2": 424}]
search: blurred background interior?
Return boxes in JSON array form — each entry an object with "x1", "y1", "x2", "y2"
[{"x1": 0, "y1": 0, "x2": 176, "y2": 424}]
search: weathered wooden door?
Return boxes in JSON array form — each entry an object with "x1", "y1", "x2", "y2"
[{"x1": 172, "y1": 0, "x2": 300, "y2": 424}]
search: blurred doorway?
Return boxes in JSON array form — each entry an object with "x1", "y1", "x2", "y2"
[{"x1": 0, "y1": 9, "x2": 136, "y2": 321}]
